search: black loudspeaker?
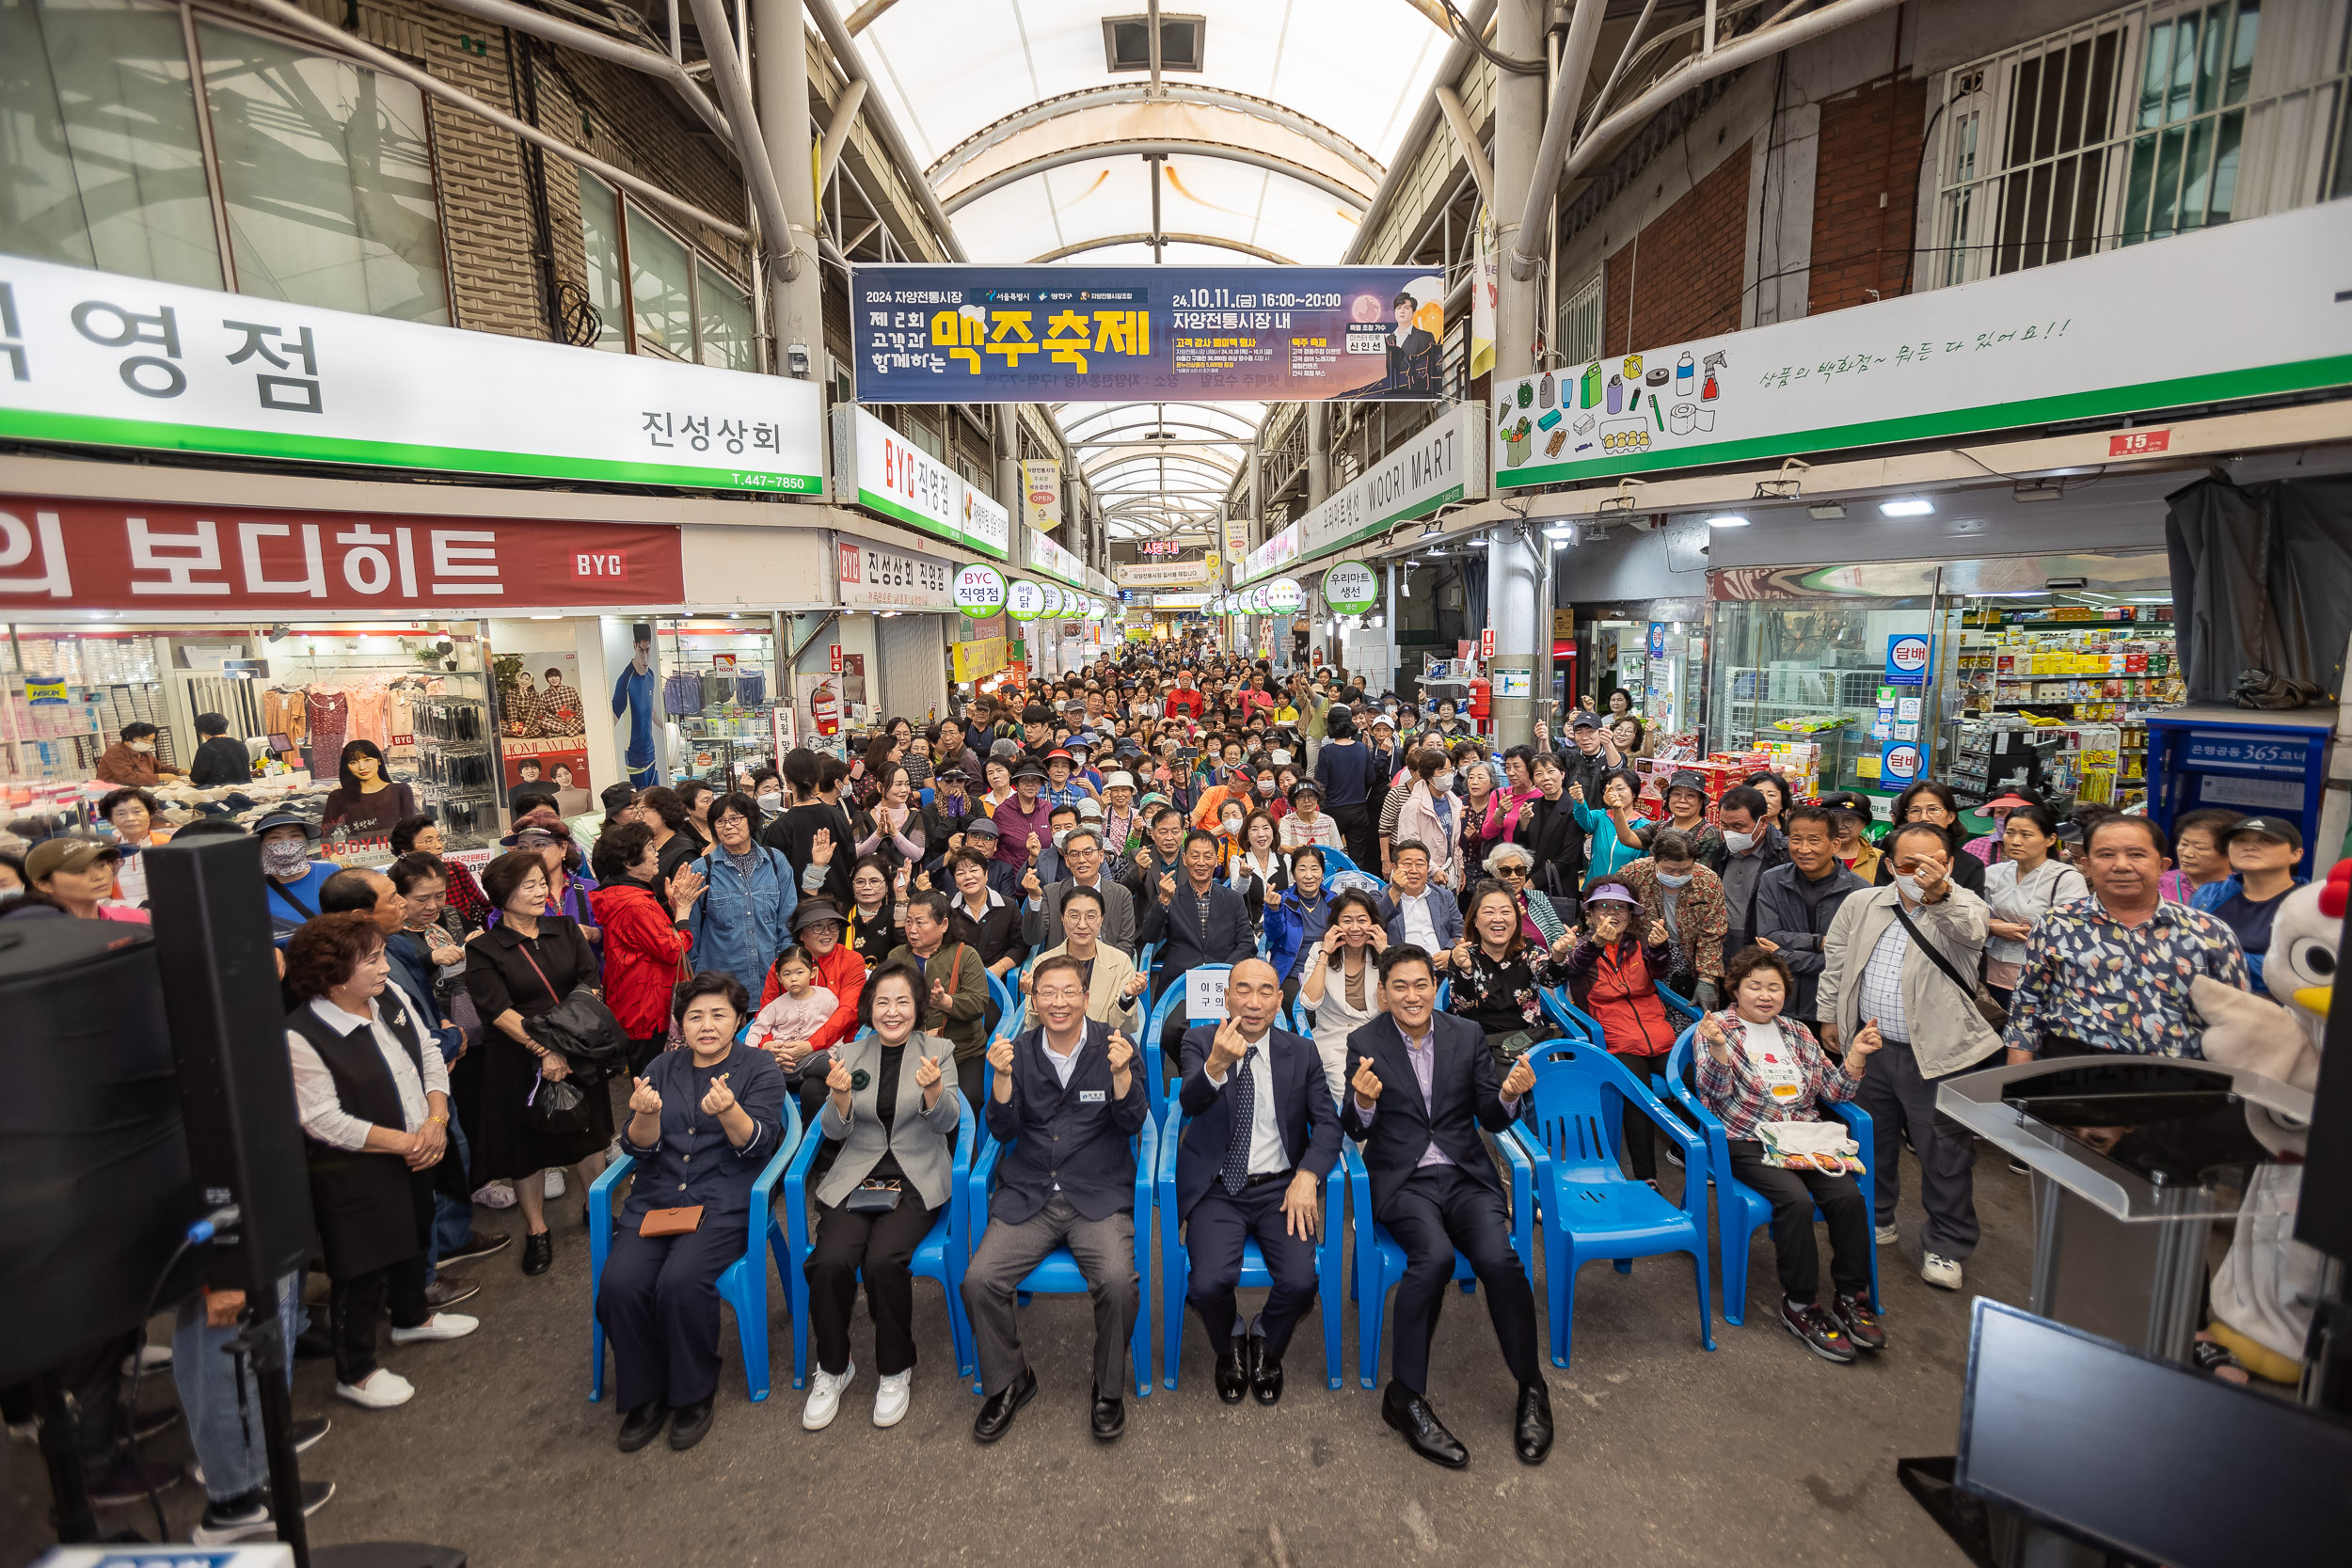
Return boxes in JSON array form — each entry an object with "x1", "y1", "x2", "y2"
[
  {"x1": 144, "y1": 834, "x2": 316, "y2": 1290},
  {"x1": 0, "y1": 919, "x2": 198, "y2": 1387}
]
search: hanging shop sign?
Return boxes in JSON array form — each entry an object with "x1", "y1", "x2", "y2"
[
  {"x1": 850, "y1": 264, "x2": 1448, "y2": 403},
  {"x1": 950, "y1": 636, "x2": 1007, "y2": 683},
  {"x1": 1321, "y1": 559, "x2": 1381, "y2": 616},
  {"x1": 1223, "y1": 515, "x2": 1252, "y2": 563},
  {"x1": 1248, "y1": 585, "x2": 1271, "y2": 613},
  {"x1": 954, "y1": 562, "x2": 1008, "y2": 617},
  {"x1": 1155, "y1": 592, "x2": 1212, "y2": 611},
  {"x1": 1296, "y1": 402, "x2": 1488, "y2": 560},
  {"x1": 1264, "y1": 578, "x2": 1305, "y2": 613},
  {"x1": 1237, "y1": 522, "x2": 1301, "y2": 585},
  {"x1": 1006, "y1": 579, "x2": 1045, "y2": 621},
  {"x1": 830, "y1": 405, "x2": 1011, "y2": 560},
  {"x1": 1040, "y1": 583, "x2": 1067, "y2": 617},
  {"x1": 1019, "y1": 458, "x2": 1063, "y2": 530},
  {"x1": 835, "y1": 537, "x2": 953, "y2": 611},
  {"x1": 1885, "y1": 633, "x2": 1931, "y2": 687},
  {"x1": 1492, "y1": 199, "x2": 2352, "y2": 488},
  {"x1": 0, "y1": 253, "x2": 823, "y2": 493},
  {"x1": 0, "y1": 496, "x2": 682, "y2": 611},
  {"x1": 1114, "y1": 557, "x2": 1212, "y2": 588},
  {"x1": 1026, "y1": 526, "x2": 1087, "y2": 590}
]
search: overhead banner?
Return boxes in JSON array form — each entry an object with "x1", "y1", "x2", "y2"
[
  {"x1": 851, "y1": 265, "x2": 1447, "y2": 403},
  {"x1": 1019, "y1": 458, "x2": 1062, "y2": 531},
  {"x1": 1238, "y1": 522, "x2": 1300, "y2": 584},
  {"x1": 1493, "y1": 199, "x2": 2352, "y2": 488},
  {"x1": 0, "y1": 252, "x2": 823, "y2": 493},
  {"x1": 831, "y1": 405, "x2": 1009, "y2": 560},
  {"x1": 1114, "y1": 557, "x2": 1212, "y2": 588},
  {"x1": 1296, "y1": 401, "x2": 1488, "y2": 561},
  {"x1": 1025, "y1": 526, "x2": 1087, "y2": 590}
]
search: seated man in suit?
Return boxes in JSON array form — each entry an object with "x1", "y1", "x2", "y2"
[
  {"x1": 1021, "y1": 824, "x2": 1137, "y2": 958},
  {"x1": 1137, "y1": 828, "x2": 1259, "y2": 1075},
  {"x1": 1175, "y1": 958, "x2": 1341, "y2": 1405},
  {"x1": 1343, "y1": 944, "x2": 1550, "y2": 1469},
  {"x1": 1020, "y1": 884, "x2": 1146, "y2": 1035},
  {"x1": 1381, "y1": 840, "x2": 1463, "y2": 952},
  {"x1": 963, "y1": 955, "x2": 1151, "y2": 1445}
]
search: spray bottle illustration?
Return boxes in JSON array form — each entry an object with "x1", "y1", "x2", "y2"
[
  {"x1": 1606, "y1": 375, "x2": 1624, "y2": 415},
  {"x1": 1700, "y1": 349, "x2": 1727, "y2": 403}
]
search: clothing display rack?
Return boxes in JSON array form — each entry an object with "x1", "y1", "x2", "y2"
[{"x1": 410, "y1": 692, "x2": 497, "y2": 840}]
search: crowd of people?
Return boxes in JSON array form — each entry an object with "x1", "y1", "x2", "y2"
[{"x1": 0, "y1": 631, "x2": 2318, "y2": 1535}]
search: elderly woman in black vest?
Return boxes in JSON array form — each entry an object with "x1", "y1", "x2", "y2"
[{"x1": 284, "y1": 911, "x2": 481, "y2": 1412}]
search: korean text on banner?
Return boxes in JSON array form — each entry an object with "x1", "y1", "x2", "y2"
[
  {"x1": 1490, "y1": 199, "x2": 2352, "y2": 488},
  {"x1": 1295, "y1": 402, "x2": 1488, "y2": 561},
  {"x1": 0, "y1": 254, "x2": 824, "y2": 493},
  {"x1": 851, "y1": 265, "x2": 1447, "y2": 403},
  {"x1": 832, "y1": 405, "x2": 1009, "y2": 560},
  {"x1": 1026, "y1": 527, "x2": 1087, "y2": 590},
  {"x1": 1020, "y1": 459, "x2": 1062, "y2": 531}
]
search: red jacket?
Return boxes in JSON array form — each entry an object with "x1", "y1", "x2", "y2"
[
  {"x1": 760, "y1": 940, "x2": 866, "y2": 1050},
  {"x1": 1564, "y1": 933, "x2": 1678, "y2": 1059},
  {"x1": 1164, "y1": 688, "x2": 1204, "y2": 720},
  {"x1": 589, "y1": 881, "x2": 691, "y2": 1040}
]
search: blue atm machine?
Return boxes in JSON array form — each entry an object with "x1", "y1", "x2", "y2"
[{"x1": 2144, "y1": 704, "x2": 2334, "y2": 877}]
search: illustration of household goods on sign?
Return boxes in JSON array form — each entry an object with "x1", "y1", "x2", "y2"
[{"x1": 1499, "y1": 345, "x2": 1728, "y2": 467}]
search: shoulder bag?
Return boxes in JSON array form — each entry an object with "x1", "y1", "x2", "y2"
[
  {"x1": 515, "y1": 935, "x2": 629, "y2": 1084},
  {"x1": 1888, "y1": 898, "x2": 2008, "y2": 1029}
]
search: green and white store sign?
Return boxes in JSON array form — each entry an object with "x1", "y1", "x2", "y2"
[
  {"x1": 1006, "y1": 578, "x2": 1045, "y2": 620},
  {"x1": 1322, "y1": 560, "x2": 1379, "y2": 615},
  {"x1": 1265, "y1": 578, "x2": 1304, "y2": 613},
  {"x1": 954, "y1": 562, "x2": 1007, "y2": 618},
  {"x1": 0, "y1": 252, "x2": 825, "y2": 493}
]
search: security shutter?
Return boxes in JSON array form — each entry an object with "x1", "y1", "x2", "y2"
[{"x1": 877, "y1": 613, "x2": 949, "y2": 723}]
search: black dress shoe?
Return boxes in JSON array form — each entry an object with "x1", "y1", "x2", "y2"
[
  {"x1": 1514, "y1": 1382, "x2": 1554, "y2": 1465},
  {"x1": 439, "y1": 1230, "x2": 512, "y2": 1265},
  {"x1": 1380, "y1": 1388, "x2": 1468, "y2": 1468},
  {"x1": 1214, "y1": 1336, "x2": 1248, "y2": 1404},
  {"x1": 971, "y1": 1365, "x2": 1037, "y2": 1443},
  {"x1": 1251, "y1": 1352, "x2": 1284, "y2": 1406},
  {"x1": 294, "y1": 1323, "x2": 335, "y2": 1361},
  {"x1": 1089, "y1": 1384, "x2": 1125, "y2": 1442},
  {"x1": 667, "y1": 1396, "x2": 714, "y2": 1449},
  {"x1": 520, "y1": 1231, "x2": 553, "y2": 1276},
  {"x1": 616, "y1": 1402, "x2": 669, "y2": 1452}
]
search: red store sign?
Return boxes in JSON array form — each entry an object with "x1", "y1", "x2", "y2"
[{"x1": 0, "y1": 497, "x2": 683, "y2": 611}]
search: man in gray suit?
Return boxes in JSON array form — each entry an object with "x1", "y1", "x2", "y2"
[{"x1": 1021, "y1": 825, "x2": 1137, "y2": 958}]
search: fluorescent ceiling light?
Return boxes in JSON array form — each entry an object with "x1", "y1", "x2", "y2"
[
  {"x1": 1551, "y1": 537, "x2": 1569, "y2": 549},
  {"x1": 529, "y1": 613, "x2": 561, "y2": 620},
  {"x1": 1464, "y1": 536, "x2": 1487, "y2": 547},
  {"x1": 1542, "y1": 522, "x2": 1576, "y2": 538},
  {"x1": 1880, "y1": 498, "x2": 1935, "y2": 517},
  {"x1": 1705, "y1": 514, "x2": 1751, "y2": 528},
  {"x1": 1807, "y1": 502, "x2": 1846, "y2": 520}
]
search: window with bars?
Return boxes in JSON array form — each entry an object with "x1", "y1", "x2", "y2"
[
  {"x1": 1926, "y1": 0, "x2": 2352, "y2": 288},
  {"x1": 1557, "y1": 272, "x2": 1604, "y2": 367}
]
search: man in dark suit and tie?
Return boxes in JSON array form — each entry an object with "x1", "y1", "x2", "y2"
[
  {"x1": 1137, "y1": 828, "x2": 1258, "y2": 1071},
  {"x1": 1175, "y1": 958, "x2": 1342, "y2": 1405},
  {"x1": 963, "y1": 954, "x2": 1151, "y2": 1444},
  {"x1": 1343, "y1": 943, "x2": 1551, "y2": 1468}
]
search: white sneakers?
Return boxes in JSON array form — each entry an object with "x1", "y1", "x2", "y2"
[
  {"x1": 802, "y1": 1361, "x2": 854, "y2": 1430},
  {"x1": 543, "y1": 1170, "x2": 566, "y2": 1198},
  {"x1": 872, "y1": 1370, "x2": 912, "y2": 1428},
  {"x1": 1921, "y1": 1252, "x2": 1963, "y2": 1291},
  {"x1": 1874, "y1": 1223, "x2": 1900, "y2": 1246},
  {"x1": 389, "y1": 1312, "x2": 479, "y2": 1346},
  {"x1": 335, "y1": 1370, "x2": 414, "y2": 1409}
]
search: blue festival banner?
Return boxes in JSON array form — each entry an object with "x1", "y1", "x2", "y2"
[{"x1": 850, "y1": 264, "x2": 1447, "y2": 403}]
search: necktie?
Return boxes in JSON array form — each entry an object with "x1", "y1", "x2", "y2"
[{"x1": 1220, "y1": 1046, "x2": 1257, "y2": 1196}]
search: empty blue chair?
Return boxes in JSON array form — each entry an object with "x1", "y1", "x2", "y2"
[
  {"x1": 588, "y1": 1098, "x2": 803, "y2": 1403},
  {"x1": 1662, "y1": 1027, "x2": 1879, "y2": 1323},
  {"x1": 781, "y1": 1089, "x2": 977, "y2": 1388},
  {"x1": 965, "y1": 1107, "x2": 1159, "y2": 1398},
  {"x1": 1155, "y1": 1099, "x2": 1346, "y2": 1391},
  {"x1": 1344, "y1": 1137, "x2": 1535, "y2": 1391},
  {"x1": 1507, "y1": 1041, "x2": 1714, "y2": 1369}
]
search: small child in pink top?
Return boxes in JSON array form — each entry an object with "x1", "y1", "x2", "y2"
[{"x1": 745, "y1": 944, "x2": 837, "y2": 1072}]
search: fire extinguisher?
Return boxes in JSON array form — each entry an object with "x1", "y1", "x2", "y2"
[{"x1": 809, "y1": 679, "x2": 840, "y2": 737}]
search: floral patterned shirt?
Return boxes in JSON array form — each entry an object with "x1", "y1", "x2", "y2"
[
  {"x1": 2001, "y1": 895, "x2": 2249, "y2": 1059},
  {"x1": 1445, "y1": 943, "x2": 1566, "y2": 1035}
]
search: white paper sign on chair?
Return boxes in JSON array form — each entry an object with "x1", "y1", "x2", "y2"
[{"x1": 1184, "y1": 968, "x2": 1229, "y2": 1023}]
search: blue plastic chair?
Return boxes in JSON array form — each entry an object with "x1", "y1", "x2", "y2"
[
  {"x1": 781, "y1": 1089, "x2": 977, "y2": 1388},
  {"x1": 984, "y1": 967, "x2": 1017, "y2": 1042},
  {"x1": 1662, "y1": 1027, "x2": 1880, "y2": 1322},
  {"x1": 1507, "y1": 1040, "x2": 1715, "y2": 1369},
  {"x1": 1344, "y1": 1136, "x2": 1535, "y2": 1391},
  {"x1": 1154, "y1": 1098, "x2": 1347, "y2": 1391},
  {"x1": 965, "y1": 1107, "x2": 1160, "y2": 1398},
  {"x1": 589, "y1": 1097, "x2": 804, "y2": 1403},
  {"x1": 1136, "y1": 940, "x2": 1160, "y2": 1019},
  {"x1": 1141, "y1": 964, "x2": 1232, "y2": 1117}
]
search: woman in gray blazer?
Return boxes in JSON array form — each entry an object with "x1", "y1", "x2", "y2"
[{"x1": 800, "y1": 960, "x2": 962, "y2": 1433}]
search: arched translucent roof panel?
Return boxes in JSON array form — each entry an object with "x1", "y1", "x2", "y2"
[{"x1": 948, "y1": 158, "x2": 1361, "y2": 275}]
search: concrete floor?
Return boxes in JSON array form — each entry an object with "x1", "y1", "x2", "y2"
[{"x1": 7, "y1": 1141, "x2": 2026, "y2": 1568}]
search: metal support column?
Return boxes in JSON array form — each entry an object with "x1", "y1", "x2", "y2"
[
  {"x1": 994, "y1": 407, "x2": 1019, "y2": 514},
  {"x1": 1487, "y1": 0, "x2": 1547, "y2": 748},
  {"x1": 1385, "y1": 558, "x2": 1400, "y2": 699},
  {"x1": 1307, "y1": 404, "x2": 1331, "y2": 507},
  {"x1": 751, "y1": 0, "x2": 823, "y2": 384}
]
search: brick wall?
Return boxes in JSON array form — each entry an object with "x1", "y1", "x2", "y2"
[
  {"x1": 1599, "y1": 139, "x2": 1753, "y2": 355},
  {"x1": 1805, "y1": 73, "x2": 1928, "y2": 315}
]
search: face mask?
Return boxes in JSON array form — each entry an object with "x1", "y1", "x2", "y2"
[
  {"x1": 1657, "y1": 871, "x2": 1692, "y2": 888},
  {"x1": 756, "y1": 790, "x2": 783, "y2": 811},
  {"x1": 1436, "y1": 771, "x2": 1456, "y2": 793},
  {"x1": 262, "y1": 839, "x2": 311, "y2": 878},
  {"x1": 129, "y1": 740, "x2": 154, "y2": 753},
  {"x1": 1256, "y1": 780, "x2": 1275, "y2": 795},
  {"x1": 1894, "y1": 874, "x2": 1925, "y2": 902},
  {"x1": 1723, "y1": 831, "x2": 1756, "y2": 855},
  {"x1": 1222, "y1": 816, "x2": 1244, "y2": 834},
  {"x1": 1051, "y1": 830, "x2": 1070, "y2": 850}
]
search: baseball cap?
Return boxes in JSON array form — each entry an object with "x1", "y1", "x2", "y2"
[
  {"x1": 1569, "y1": 711, "x2": 1601, "y2": 730},
  {"x1": 1045, "y1": 748, "x2": 1073, "y2": 763},
  {"x1": 1583, "y1": 881, "x2": 1639, "y2": 907},
  {"x1": 2227, "y1": 816, "x2": 2304, "y2": 851},
  {"x1": 1077, "y1": 798, "x2": 1103, "y2": 820},
  {"x1": 965, "y1": 816, "x2": 1002, "y2": 838},
  {"x1": 24, "y1": 834, "x2": 119, "y2": 882}
]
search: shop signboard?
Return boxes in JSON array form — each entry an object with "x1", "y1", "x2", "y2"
[
  {"x1": 1020, "y1": 458, "x2": 1062, "y2": 530},
  {"x1": 950, "y1": 637, "x2": 1007, "y2": 683},
  {"x1": 1223, "y1": 515, "x2": 1251, "y2": 563},
  {"x1": 1295, "y1": 402, "x2": 1487, "y2": 560},
  {"x1": 1153, "y1": 592, "x2": 1212, "y2": 610},
  {"x1": 1264, "y1": 578, "x2": 1304, "y2": 613},
  {"x1": 0, "y1": 496, "x2": 682, "y2": 610},
  {"x1": 850, "y1": 264, "x2": 1447, "y2": 403},
  {"x1": 1237, "y1": 522, "x2": 1301, "y2": 584},
  {"x1": 954, "y1": 562, "x2": 1007, "y2": 617},
  {"x1": 1492, "y1": 200, "x2": 2352, "y2": 487},
  {"x1": 1006, "y1": 579, "x2": 1045, "y2": 621},
  {"x1": 835, "y1": 538, "x2": 953, "y2": 610},
  {"x1": 1114, "y1": 558, "x2": 1212, "y2": 588},
  {"x1": 1322, "y1": 560, "x2": 1379, "y2": 615},
  {"x1": 1026, "y1": 526, "x2": 1087, "y2": 590},
  {"x1": 1879, "y1": 739, "x2": 1923, "y2": 787},
  {"x1": 1885, "y1": 633, "x2": 1931, "y2": 687},
  {"x1": 831, "y1": 405, "x2": 1010, "y2": 560},
  {"x1": 0, "y1": 253, "x2": 823, "y2": 493}
]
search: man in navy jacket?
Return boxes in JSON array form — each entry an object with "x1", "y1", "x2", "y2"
[
  {"x1": 963, "y1": 954, "x2": 1150, "y2": 1445},
  {"x1": 1137, "y1": 828, "x2": 1258, "y2": 1071},
  {"x1": 1343, "y1": 944, "x2": 1550, "y2": 1470},
  {"x1": 1175, "y1": 958, "x2": 1341, "y2": 1405},
  {"x1": 1378, "y1": 842, "x2": 1464, "y2": 952}
]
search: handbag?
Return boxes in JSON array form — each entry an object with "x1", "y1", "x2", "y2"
[
  {"x1": 1888, "y1": 898, "x2": 2009, "y2": 1029},
  {"x1": 640, "y1": 1205, "x2": 704, "y2": 1237},
  {"x1": 516, "y1": 939, "x2": 628, "y2": 1085},
  {"x1": 841, "y1": 1180, "x2": 902, "y2": 1214}
]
